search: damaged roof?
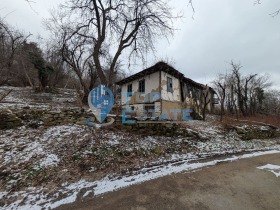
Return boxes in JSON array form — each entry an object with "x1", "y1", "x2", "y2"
[{"x1": 115, "y1": 61, "x2": 206, "y2": 89}]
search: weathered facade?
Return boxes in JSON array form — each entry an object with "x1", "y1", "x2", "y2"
[{"x1": 116, "y1": 62, "x2": 217, "y2": 120}]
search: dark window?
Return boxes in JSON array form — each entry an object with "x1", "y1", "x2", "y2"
[
  {"x1": 139, "y1": 79, "x2": 145, "y2": 92},
  {"x1": 167, "y1": 77, "x2": 173, "y2": 92},
  {"x1": 127, "y1": 84, "x2": 132, "y2": 93},
  {"x1": 145, "y1": 105, "x2": 155, "y2": 117}
]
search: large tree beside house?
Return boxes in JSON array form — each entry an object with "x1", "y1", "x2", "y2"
[{"x1": 46, "y1": 0, "x2": 179, "y2": 100}]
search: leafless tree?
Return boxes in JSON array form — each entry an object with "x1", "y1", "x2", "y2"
[
  {"x1": 213, "y1": 74, "x2": 227, "y2": 121},
  {"x1": 213, "y1": 61, "x2": 272, "y2": 119},
  {"x1": 0, "y1": 17, "x2": 31, "y2": 86},
  {"x1": 230, "y1": 61, "x2": 246, "y2": 117},
  {"x1": 50, "y1": 23, "x2": 98, "y2": 101},
  {"x1": 230, "y1": 61, "x2": 257, "y2": 117},
  {"x1": 248, "y1": 73, "x2": 271, "y2": 114},
  {"x1": 244, "y1": 73, "x2": 257, "y2": 115},
  {"x1": 201, "y1": 85, "x2": 211, "y2": 121},
  {"x1": 46, "y1": 0, "x2": 179, "y2": 93},
  {"x1": 263, "y1": 89, "x2": 280, "y2": 117},
  {"x1": 44, "y1": 45, "x2": 69, "y2": 89}
]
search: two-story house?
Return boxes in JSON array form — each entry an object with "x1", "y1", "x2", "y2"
[{"x1": 116, "y1": 62, "x2": 216, "y2": 120}]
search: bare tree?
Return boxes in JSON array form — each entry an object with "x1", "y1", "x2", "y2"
[
  {"x1": 213, "y1": 61, "x2": 272, "y2": 119},
  {"x1": 201, "y1": 85, "x2": 211, "y2": 121},
  {"x1": 44, "y1": 44, "x2": 69, "y2": 89},
  {"x1": 56, "y1": 27, "x2": 97, "y2": 101},
  {"x1": 0, "y1": 17, "x2": 31, "y2": 86},
  {"x1": 263, "y1": 89, "x2": 280, "y2": 117},
  {"x1": 213, "y1": 74, "x2": 227, "y2": 121},
  {"x1": 248, "y1": 73, "x2": 271, "y2": 114},
  {"x1": 244, "y1": 73, "x2": 257, "y2": 115},
  {"x1": 230, "y1": 61, "x2": 246, "y2": 117},
  {"x1": 230, "y1": 61, "x2": 257, "y2": 117},
  {"x1": 46, "y1": 0, "x2": 179, "y2": 92}
]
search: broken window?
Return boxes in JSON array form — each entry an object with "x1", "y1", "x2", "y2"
[
  {"x1": 167, "y1": 77, "x2": 173, "y2": 92},
  {"x1": 127, "y1": 84, "x2": 132, "y2": 93},
  {"x1": 139, "y1": 79, "x2": 145, "y2": 92}
]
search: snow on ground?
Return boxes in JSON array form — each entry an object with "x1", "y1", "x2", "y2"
[
  {"x1": 1, "y1": 150, "x2": 279, "y2": 210},
  {"x1": 1, "y1": 86, "x2": 280, "y2": 209},
  {"x1": 184, "y1": 122, "x2": 280, "y2": 156},
  {"x1": 39, "y1": 154, "x2": 60, "y2": 168},
  {"x1": 257, "y1": 164, "x2": 280, "y2": 177},
  {"x1": 1, "y1": 123, "x2": 280, "y2": 193},
  {"x1": 0, "y1": 125, "x2": 90, "y2": 170},
  {"x1": 0, "y1": 86, "x2": 78, "y2": 110},
  {"x1": 1, "y1": 122, "x2": 279, "y2": 209}
]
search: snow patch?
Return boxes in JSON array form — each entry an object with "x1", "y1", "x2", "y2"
[
  {"x1": 39, "y1": 154, "x2": 60, "y2": 168},
  {"x1": 257, "y1": 164, "x2": 280, "y2": 177},
  {"x1": 93, "y1": 150, "x2": 280, "y2": 195},
  {"x1": 106, "y1": 135, "x2": 120, "y2": 145}
]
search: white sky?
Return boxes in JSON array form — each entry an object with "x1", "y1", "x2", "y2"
[{"x1": 1, "y1": 0, "x2": 280, "y2": 90}]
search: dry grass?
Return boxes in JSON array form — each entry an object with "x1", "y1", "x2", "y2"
[{"x1": 217, "y1": 114, "x2": 280, "y2": 128}]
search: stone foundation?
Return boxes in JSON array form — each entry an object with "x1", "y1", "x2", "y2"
[{"x1": 0, "y1": 107, "x2": 96, "y2": 129}]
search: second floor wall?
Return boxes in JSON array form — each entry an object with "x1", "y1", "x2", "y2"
[
  {"x1": 120, "y1": 71, "x2": 160, "y2": 105},
  {"x1": 119, "y1": 70, "x2": 212, "y2": 108}
]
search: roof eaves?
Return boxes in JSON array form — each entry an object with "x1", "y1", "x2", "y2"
[{"x1": 115, "y1": 62, "x2": 182, "y2": 85}]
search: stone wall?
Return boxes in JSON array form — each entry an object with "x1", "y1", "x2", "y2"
[
  {"x1": 1, "y1": 108, "x2": 279, "y2": 141},
  {"x1": 0, "y1": 109, "x2": 22, "y2": 129},
  {"x1": 0, "y1": 108, "x2": 96, "y2": 129}
]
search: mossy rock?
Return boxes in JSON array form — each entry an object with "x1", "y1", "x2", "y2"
[
  {"x1": 238, "y1": 127, "x2": 276, "y2": 140},
  {"x1": 0, "y1": 109, "x2": 22, "y2": 129},
  {"x1": 152, "y1": 146, "x2": 163, "y2": 155}
]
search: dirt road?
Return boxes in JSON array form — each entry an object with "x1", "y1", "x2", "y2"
[{"x1": 57, "y1": 153, "x2": 280, "y2": 210}]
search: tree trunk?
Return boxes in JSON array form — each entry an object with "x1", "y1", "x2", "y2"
[{"x1": 20, "y1": 57, "x2": 34, "y2": 87}]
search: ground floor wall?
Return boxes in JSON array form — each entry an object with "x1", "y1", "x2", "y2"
[
  {"x1": 122, "y1": 101, "x2": 161, "y2": 118},
  {"x1": 121, "y1": 98, "x2": 214, "y2": 121},
  {"x1": 161, "y1": 100, "x2": 184, "y2": 120}
]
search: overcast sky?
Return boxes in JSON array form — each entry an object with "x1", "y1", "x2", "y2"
[{"x1": 1, "y1": 0, "x2": 280, "y2": 90}]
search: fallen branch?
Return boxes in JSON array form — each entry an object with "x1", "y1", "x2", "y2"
[{"x1": 0, "y1": 89, "x2": 12, "y2": 102}]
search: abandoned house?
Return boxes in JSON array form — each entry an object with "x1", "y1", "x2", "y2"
[{"x1": 115, "y1": 62, "x2": 217, "y2": 120}]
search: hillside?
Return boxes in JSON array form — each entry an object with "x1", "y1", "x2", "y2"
[{"x1": 1, "y1": 86, "x2": 280, "y2": 209}]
